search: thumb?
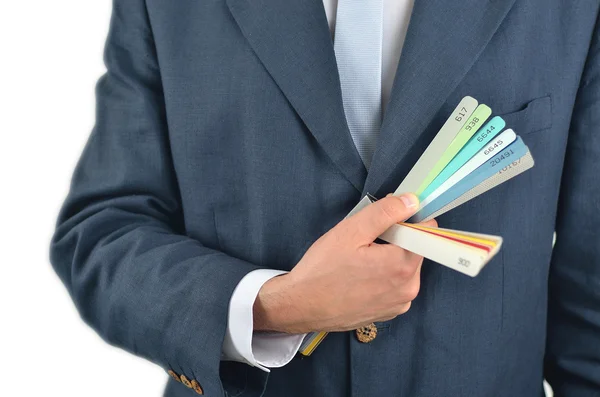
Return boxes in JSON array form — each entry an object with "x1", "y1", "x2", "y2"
[{"x1": 344, "y1": 194, "x2": 419, "y2": 245}]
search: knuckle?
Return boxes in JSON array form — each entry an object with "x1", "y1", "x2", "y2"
[
  {"x1": 396, "y1": 265, "x2": 412, "y2": 280},
  {"x1": 394, "y1": 259, "x2": 416, "y2": 280},
  {"x1": 412, "y1": 256, "x2": 424, "y2": 273},
  {"x1": 402, "y1": 250, "x2": 419, "y2": 265},
  {"x1": 397, "y1": 302, "x2": 412, "y2": 315},
  {"x1": 404, "y1": 280, "x2": 421, "y2": 301}
]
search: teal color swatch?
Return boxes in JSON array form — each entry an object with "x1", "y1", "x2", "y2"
[
  {"x1": 420, "y1": 116, "x2": 506, "y2": 201},
  {"x1": 416, "y1": 104, "x2": 492, "y2": 195},
  {"x1": 412, "y1": 137, "x2": 528, "y2": 222}
]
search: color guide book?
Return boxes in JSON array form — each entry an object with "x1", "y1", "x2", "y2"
[{"x1": 299, "y1": 96, "x2": 535, "y2": 356}]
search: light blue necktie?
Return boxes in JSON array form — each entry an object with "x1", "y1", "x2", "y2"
[{"x1": 334, "y1": 0, "x2": 384, "y2": 169}]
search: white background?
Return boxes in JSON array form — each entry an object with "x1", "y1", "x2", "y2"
[
  {"x1": 0, "y1": 1, "x2": 165, "y2": 396},
  {"x1": 0, "y1": 1, "x2": 553, "y2": 396}
]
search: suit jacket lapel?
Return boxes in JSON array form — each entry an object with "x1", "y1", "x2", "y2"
[
  {"x1": 226, "y1": 0, "x2": 367, "y2": 193},
  {"x1": 364, "y1": 0, "x2": 517, "y2": 197}
]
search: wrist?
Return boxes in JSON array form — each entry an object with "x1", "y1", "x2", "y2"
[{"x1": 253, "y1": 273, "x2": 310, "y2": 333}]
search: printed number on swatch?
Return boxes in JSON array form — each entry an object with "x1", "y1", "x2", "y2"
[
  {"x1": 465, "y1": 117, "x2": 480, "y2": 131},
  {"x1": 489, "y1": 149, "x2": 515, "y2": 167},
  {"x1": 499, "y1": 157, "x2": 522, "y2": 174},
  {"x1": 458, "y1": 257, "x2": 471, "y2": 267},
  {"x1": 484, "y1": 140, "x2": 503, "y2": 155},
  {"x1": 455, "y1": 107, "x2": 469, "y2": 122}
]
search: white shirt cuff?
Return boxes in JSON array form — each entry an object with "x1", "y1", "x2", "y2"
[{"x1": 222, "y1": 269, "x2": 306, "y2": 372}]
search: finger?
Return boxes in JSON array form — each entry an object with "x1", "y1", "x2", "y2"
[
  {"x1": 418, "y1": 218, "x2": 438, "y2": 228},
  {"x1": 343, "y1": 194, "x2": 419, "y2": 245},
  {"x1": 403, "y1": 249, "x2": 423, "y2": 268},
  {"x1": 415, "y1": 256, "x2": 424, "y2": 275},
  {"x1": 396, "y1": 302, "x2": 412, "y2": 315}
]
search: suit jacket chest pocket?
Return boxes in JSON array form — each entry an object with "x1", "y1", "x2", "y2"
[{"x1": 496, "y1": 95, "x2": 553, "y2": 137}]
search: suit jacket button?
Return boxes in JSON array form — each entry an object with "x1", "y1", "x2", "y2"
[
  {"x1": 167, "y1": 370, "x2": 181, "y2": 383},
  {"x1": 191, "y1": 380, "x2": 204, "y2": 395},
  {"x1": 355, "y1": 323, "x2": 377, "y2": 343},
  {"x1": 180, "y1": 375, "x2": 193, "y2": 388}
]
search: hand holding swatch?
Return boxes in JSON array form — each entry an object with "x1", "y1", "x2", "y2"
[
  {"x1": 393, "y1": 96, "x2": 534, "y2": 274},
  {"x1": 299, "y1": 96, "x2": 534, "y2": 356}
]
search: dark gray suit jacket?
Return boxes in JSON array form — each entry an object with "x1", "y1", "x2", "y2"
[{"x1": 50, "y1": 0, "x2": 600, "y2": 395}]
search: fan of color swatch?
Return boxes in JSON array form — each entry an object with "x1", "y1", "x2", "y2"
[{"x1": 299, "y1": 96, "x2": 535, "y2": 356}]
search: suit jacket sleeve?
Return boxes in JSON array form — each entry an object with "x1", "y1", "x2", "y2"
[
  {"x1": 544, "y1": 10, "x2": 600, "y2": 396},
  {"x1": 49, "y1": 1, "x2": 263, "y2": 395}
]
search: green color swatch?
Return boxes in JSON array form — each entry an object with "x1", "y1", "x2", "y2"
[
  {"x1": 420, "y1": 116, "x2": 505, "y2": 200},
  {"x1": 416, "y1": 104, "x2": 492, "y2": 196}
]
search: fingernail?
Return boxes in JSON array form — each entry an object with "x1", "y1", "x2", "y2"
[{"x1": 399, "y1": 193, "x2": 419, "y2": 209}]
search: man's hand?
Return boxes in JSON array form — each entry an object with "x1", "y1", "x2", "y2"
[{"x1": 253, "y1": 194, "x2": 437, "y2": 334}]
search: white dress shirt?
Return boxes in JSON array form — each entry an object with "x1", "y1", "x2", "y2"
[{"x1": 221, "y1": 0, "x2": 415, "y2": 372}]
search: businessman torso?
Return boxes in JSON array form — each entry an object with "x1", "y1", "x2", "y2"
[{"x1": 73, "y1": 0, "x2": 600, "y2": 395}]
